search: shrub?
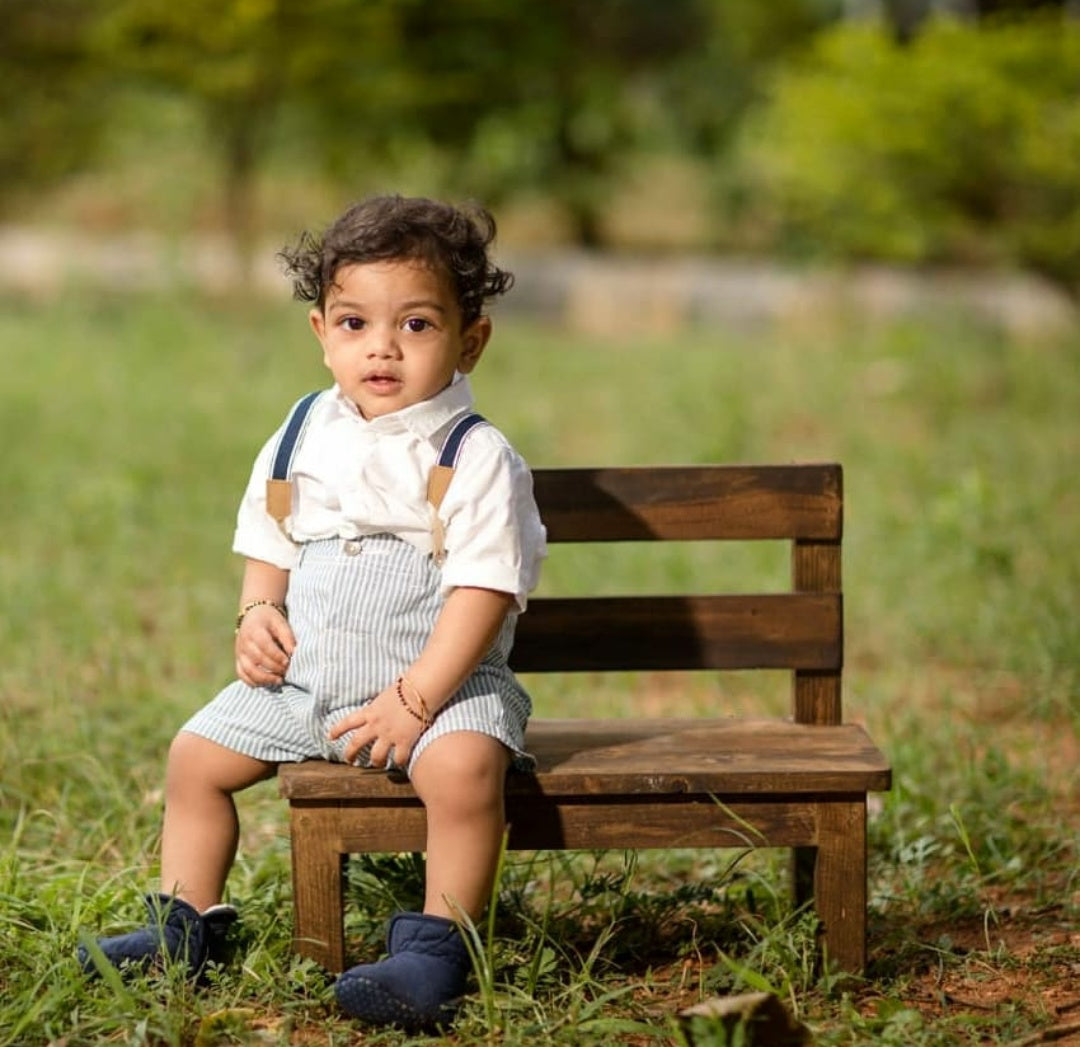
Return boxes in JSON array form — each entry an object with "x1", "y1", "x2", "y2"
[{"x1": 730, "y1": 15, "x2": 1080, "y2": 293}]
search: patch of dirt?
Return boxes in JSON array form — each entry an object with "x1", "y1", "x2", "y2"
[{"x1": 864, "y1": 900, "x2": 1080, "y2": 1040}]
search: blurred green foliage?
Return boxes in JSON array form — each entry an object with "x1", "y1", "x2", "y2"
[
  {"x1": 736, "y1": 15, "x2": 1080, "y2": 291},
  {"x1": 92, "y1": 0, "x2": 415, "y2": 261},
  {"x1": 2, "y1": 0, "x2": 1079, "y2": 293},
  {"x1": 0, "y1": 0, "x2": 844, "y2": 249},
  {"x1": 391, "y1": 0, "x2": 711, "y2": 246},
  {"x1": 0, "y1": 0, "x2": 106, "y2": 191}
]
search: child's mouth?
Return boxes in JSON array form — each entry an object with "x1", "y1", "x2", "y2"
[{"x1": 365, "y1": 374, "x2": 400, "y2": 390}]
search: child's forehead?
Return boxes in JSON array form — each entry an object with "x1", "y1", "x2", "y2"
[{"x1": 327, "y1": 257, "x2": 456, "y2": 303}]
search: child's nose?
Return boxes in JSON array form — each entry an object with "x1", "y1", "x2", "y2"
[{"x1": 367, "y1": 326, "x2": 400, "y2": 357}]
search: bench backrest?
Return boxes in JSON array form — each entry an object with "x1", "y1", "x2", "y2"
[{"x1": 512, "y1": 464, "x2": 844, "y2": 726}]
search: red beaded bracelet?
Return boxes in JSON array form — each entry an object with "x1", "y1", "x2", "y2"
[{"x1": 395, "y1": 675, "x2": 433, "y2": 729}]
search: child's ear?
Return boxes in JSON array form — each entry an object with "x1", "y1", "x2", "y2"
[
  {"x1": 309, "y1": 308, "x2": 330, "y2": 365},
  {"x1": 457, "y1": 316, "x2": 492, "y2": 374}
]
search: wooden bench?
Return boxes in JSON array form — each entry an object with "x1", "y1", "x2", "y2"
[{"x1": 278, "y1": 463, "x2": 891, "y2": 974}]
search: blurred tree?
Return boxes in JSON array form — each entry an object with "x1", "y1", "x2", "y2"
[
  {"x1": 882, "y1": 0, "x2": 1071, "y2": 41},
  {"x1": 0, "y1": 0, "x2": 108, "y2": 214},
  {"x1": 304, "y1": 0, "x2": 712, "y2": 247},
  {"x1": 96, "y1": 0, "x2": 404, "y2": 271},
  {"x1": 270, "y1": 0, "x2": 804, "y2": 248},
  {"x1": 79, "y1": 0, "x2": 857, "y2": 255},
  {"x1": 297, "y1": 0, "x2": 845, "y2": 247},
  {"x1": 882, "y1": 0, "x2": 935, "y2": 43},
  {"x1": 973, "y1": 0, "x2": 1069, "y2": 14},
  {"x1": 98, "y1": 0, "x2": 283, "y2": 270},
  {"x1": 276, "y1": 0, "x2": 424, "y2": 183},
  {"x1": 664, "y1": 0, "x2": 844, "y2": 157}
]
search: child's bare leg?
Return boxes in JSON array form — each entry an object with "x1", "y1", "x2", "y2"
[
  {"x1": 409, "y1": 731, "x2": 511, "y2": 922},
  {"x1": 160, "y1": 731, "x2": 276, "y2": 912},
  {"x1": 333, "y1": 732, "x2": 510, "y2": 1026},
  {"x1": 78, "y1": 732, "x2": 276, "y2": 976}
]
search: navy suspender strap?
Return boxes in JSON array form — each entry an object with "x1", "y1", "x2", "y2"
[
  {"x1": 271, "y1": 391, "x2": 322, "y2": 480},
  {"x1": 266, "y1": 390, "x2": 322, "y2": 524},
  {"x1": 437, "y1": 412, "x2": 488, "y2": 469},
  {"x1": 428, "y1": 412, "x2": 488, "y2": 565}
]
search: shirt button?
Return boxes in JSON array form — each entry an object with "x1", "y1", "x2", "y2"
[{"x1": 343, "y1": 539, "x2": 363, "y2": 556}]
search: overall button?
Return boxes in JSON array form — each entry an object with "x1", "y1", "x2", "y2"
[{"x1": 343, "y1": 539, "x2": 363, "y2": 556}]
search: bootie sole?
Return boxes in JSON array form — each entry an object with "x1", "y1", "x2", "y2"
[{"x1": 335, "y1": 974, "x2": 458, "y2": 1032}]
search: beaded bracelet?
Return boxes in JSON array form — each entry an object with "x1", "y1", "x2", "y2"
[
  {"x1": 234, "y1": 599, "x2": 288, "y2": 634},
  {"x1": 401, "y1": 674, "x2": 434, "y2": 725},
  {"x1": 395, "y1": 675, "x2": 433, "y2": 730}
]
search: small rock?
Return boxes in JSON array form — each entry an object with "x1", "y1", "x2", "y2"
[{"x1": 679, "y1": 991, "x2": 811, "y2": 1046}]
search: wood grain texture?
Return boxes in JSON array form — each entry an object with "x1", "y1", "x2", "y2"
[
  {"x1": 280, "y1": 721, "x2": 890, "y2": 801},
  {"x1": 288, "y1": 807, "x2": 347, "y2": 970},
  {"x1": 510, "y1": 594, "x2": 842, "y2": 672},
  {"x1": 532, "y1": 465, "x2": 842, "y2": 542},
  {"x1": 814, "y1": 799, "x2": 868, "y2": 973}
]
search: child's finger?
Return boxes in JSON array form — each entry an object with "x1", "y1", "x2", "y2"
[
  {"x1": 329, "y1": 711, "x2": 365, "y2": 741},
  {"x1": 267, "y1": 616, "x2": 297, "y2": 656},
  {"x1": 390, "y1": 739, "x2": 413, "y2": 766},
  {"x1": 258, "y1": 641, "x2": 290, "y2": 672},
  {"x1": 348, "y1": 728, "x2": 382, "y2": 765}
]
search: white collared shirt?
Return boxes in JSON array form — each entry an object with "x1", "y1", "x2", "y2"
[{"x1": 233, "y1": 375, "x2": 546, "y2": 610}]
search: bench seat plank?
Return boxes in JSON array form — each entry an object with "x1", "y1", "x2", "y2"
[{"x1": 279, "y1": 719, "x2": 890, "y2": 801}]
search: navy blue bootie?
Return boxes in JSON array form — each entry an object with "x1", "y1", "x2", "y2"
[
  {"x1": 335, "y1": 912, "x2": 472, "y2": 1031},
  {"x1": 78, "y1": 893, "x2": 237, "y2": 978}
]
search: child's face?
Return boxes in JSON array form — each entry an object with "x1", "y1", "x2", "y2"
[{"x1": 309, "y1": 259, "x2": 491, "y2": 420}]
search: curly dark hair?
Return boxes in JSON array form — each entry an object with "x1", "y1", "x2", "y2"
[{"x1": 278, "y1": 195, "x2": 514, "y2": 326}]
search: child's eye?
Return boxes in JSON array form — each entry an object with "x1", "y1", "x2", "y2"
[
  {"x1": 341, "y1": 317, "x2": 364, "y2": 332},
  {"x1": 404, "y1": 317, "x2": 432, "y2": 333}
]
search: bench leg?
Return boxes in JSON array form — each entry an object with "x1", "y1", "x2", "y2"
[
  {"x1": 288, "y1": 805, "x2": 347, "y2": 972},
  {"x1": 791, "y1": 798, "x2": 868, "y2": 974},
  {"x1": 816, "y1": 798, "x2": 868, "y2": 973}
]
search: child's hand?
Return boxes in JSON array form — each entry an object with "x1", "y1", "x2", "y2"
[
  {"x1": 235, "y1": 607, "x2": 295, "y2": 688},
  {"x1": 329, "y1": 684, "x2": 427, "y2": 769}
]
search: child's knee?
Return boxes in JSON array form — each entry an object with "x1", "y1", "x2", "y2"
[
  {"x1": 165, "y1": 731, "x2": 273, "y2": 795},
  {"x1": 412, "y1": 732, "x2": 509, "y2": 812},
  {"x1": 166, "y1": 731, "x2": 205, "y2": 774}
]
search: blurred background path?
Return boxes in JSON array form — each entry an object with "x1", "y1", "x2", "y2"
[{"x1": 1, "y1": 227, "x2": 1074, "y2": 341}]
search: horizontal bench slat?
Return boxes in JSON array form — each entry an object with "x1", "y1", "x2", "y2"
[
  {"x1": 532, "y1": 465, "x2": 842, "y2": 542},
  {"x1": 278, "y1": 719, "x2": 890, "y2": 802},
  {"x1": 301, "y1": 797, "x2": 829, "y2": 854},
  {"x1": 511, "y1": 593, "x2": 842, "y2": 672}
]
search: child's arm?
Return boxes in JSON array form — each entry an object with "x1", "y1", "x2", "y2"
[
  {"x1": 234, "y1": 557, "x2": 296, "y2": 688},
  {"x1": 329, "y1": 585, "x2": 515, "y2": 768}
]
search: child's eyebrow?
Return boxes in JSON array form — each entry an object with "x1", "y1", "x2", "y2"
[
  {"x1": 325, "y1": 297, "x2": 365, "y2": 313},
  {"x1": 398, "y1": 299, "x2": 448, "y2": 315},
  {"x1": 326, "y1": 298, "x2": 448, "y2": 315}
]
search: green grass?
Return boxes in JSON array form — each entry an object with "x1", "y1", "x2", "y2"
[{"x1": 1, "y1": 289, "x2": 1078, "y2": 1045}]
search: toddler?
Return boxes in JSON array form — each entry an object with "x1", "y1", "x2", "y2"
[{"x1": 79, "y1": 195, "x2": 546, "y2": 1032}]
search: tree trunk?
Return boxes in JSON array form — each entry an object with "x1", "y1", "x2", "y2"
[{"x1": 222, "y1": 116, "x2": 258, "y2": 288}]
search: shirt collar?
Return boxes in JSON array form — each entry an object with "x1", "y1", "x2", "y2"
[{"x1": 329, "y1": 373, "x2": 475, "y2": 441}]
